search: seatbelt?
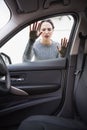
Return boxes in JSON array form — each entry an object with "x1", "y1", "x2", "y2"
[
  {"x1": 74, "y1": 32, "x2": 87, "y2": 94},
  {"x1": 58, "y1": 32, "x2": 87, "y2": 118}
]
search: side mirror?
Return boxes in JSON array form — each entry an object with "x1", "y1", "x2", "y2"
[{"x1": 0, "y1": 52, "x2": 12, "y2": 65}]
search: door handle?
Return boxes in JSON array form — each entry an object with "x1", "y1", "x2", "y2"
[{"x1": 11, "y1": 77, "x2": 24, "y2": 81}]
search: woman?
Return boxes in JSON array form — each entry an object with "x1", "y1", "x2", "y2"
[{"x1": 23, "y1": 19, "x2": 68, "y2": 62}]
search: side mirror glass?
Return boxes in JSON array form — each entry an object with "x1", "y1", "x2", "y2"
[{"x1": 0, "y1": 52, "x2": 12, "y2": 65}]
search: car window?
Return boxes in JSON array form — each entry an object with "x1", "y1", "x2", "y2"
[
  {"x1": 0, "y1": 15, "x2": 74, "y2": 64},
  {"x1": 0, "y1": 0, "x2": 10, "y2": 29}
]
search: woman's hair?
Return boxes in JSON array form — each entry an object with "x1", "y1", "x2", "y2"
[{"x1": 39, "y1": 19, "x2": 54, "y2": 30}]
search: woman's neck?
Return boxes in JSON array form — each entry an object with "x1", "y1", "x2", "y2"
[{"x1": 41, "y1": 39, "x2": 52, "y2": 45}]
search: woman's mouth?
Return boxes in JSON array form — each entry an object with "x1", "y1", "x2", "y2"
[{"x1": 44, "y1": 35, "x2": 49, "y2": 38}]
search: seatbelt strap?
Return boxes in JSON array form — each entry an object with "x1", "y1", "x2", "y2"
[{"x1": 74, "y1": 32, "x2": 87, "y2": 93}]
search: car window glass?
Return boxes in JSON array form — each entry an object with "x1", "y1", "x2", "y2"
[
  {"x1": 0, "y1": 15, "x2": 74, "y2": 64},
  {"x1": 0, "y1": 0, "x2": 10, "y2": 29}
]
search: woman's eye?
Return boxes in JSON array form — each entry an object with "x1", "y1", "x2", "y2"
[
  {"x1": 48, "y1": 28, "x2": 52, "y2": 31},
  {"x1": 42, "y1": 29, "x2": 46, "y2": 31},
  {"x1": 42, "y1": 28, "x2": 52, "y2": 31}
]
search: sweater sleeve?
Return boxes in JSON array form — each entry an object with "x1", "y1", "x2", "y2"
[{"x1": 22, "y1": 39, "x2": 35, "y2": 62}]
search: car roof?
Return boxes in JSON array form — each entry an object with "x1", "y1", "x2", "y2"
[{"x1": 0, "y1": 0, "x2": 87, "y2": 37}]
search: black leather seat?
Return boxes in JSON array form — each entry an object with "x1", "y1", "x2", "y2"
[
  {"x1": 18, "y1": 115, "x2": 87, "y2": 130},
  {"x1": 18, "y1": 56, "x2": 87, "y2": 130}
]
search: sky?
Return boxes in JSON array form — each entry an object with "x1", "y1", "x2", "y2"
[{"x1": 0, "y1": 0, "x2": 10, "y2": 29}]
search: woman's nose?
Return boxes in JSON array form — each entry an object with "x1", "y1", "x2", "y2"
[{"x1": 45, "y1": 29, "x2": 49, "y2": 33}]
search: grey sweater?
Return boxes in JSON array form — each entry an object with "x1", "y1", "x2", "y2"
[{"x1": 23, "y1": 40, "x2": 59, "y2": 62}]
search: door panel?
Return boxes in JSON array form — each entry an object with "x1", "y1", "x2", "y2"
[
  {"x1": 9, "y1": 58, "x2": 66, "y2": 94},
  {"x1": 0, "y1": 58, "x2": 67, "y2": 126}
]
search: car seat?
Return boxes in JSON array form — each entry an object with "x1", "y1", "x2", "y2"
[{"x1": 18, "y1": 34, "x2": 87, "y2": 130}]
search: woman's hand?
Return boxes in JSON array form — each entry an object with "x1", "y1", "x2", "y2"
[
  {"x1": 29, "y1": 22, "x2": 41, "y2": 41},
  {"x1": 57, "y1": 37, "x2": 68, "y2": 57}
]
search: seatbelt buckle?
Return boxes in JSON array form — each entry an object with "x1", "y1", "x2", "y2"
[{"x1": 74, "y1": 70, "x2": 81, "y2": 75}]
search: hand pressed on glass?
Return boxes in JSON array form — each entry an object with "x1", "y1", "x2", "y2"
[{"x1": 23, "y1": 19, "x2": 68, "y2": 62}]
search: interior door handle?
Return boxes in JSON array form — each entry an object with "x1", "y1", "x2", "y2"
[{"x1": 11, "y1": 78, "x2": 24, "y2": 81}]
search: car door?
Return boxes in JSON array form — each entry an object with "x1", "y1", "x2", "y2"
[
  {"x1": 0, "y1": 0, "x2": 76, "y2": 128},
  {"x1": 0, "y1": 25, "x2": 75, "y2": 129}
]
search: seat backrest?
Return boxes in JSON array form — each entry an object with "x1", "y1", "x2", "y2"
[{"x1": 74, "y1": 55, "x2": 87, "y2": 124}]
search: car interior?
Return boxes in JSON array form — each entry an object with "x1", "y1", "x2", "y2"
[{"x1": 0, "y1": 0, "x2": 87, "y2": 130}]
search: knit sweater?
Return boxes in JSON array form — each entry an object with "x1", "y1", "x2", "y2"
[{"x1": 23, "y1": 39, "x2": 59, "y2": 62}]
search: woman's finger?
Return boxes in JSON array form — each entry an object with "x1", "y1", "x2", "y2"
[
  {"x1": 64, "y1": 38, "x2": 68, "y2": 47},
  {"x1": 32, "y1": 23, "x2": 36, "y2": 30},
  {"x1": 38, "y1": 32, "x2": 42, "y2": 37},
  {"x1": 34, "y1": 22, "x2": 38, "y2": 30},
  {"x1": 61, "y1": 38, "x2": 68, "y2": 47},
  {"x1": 37, "y1": 22, "x2": 41, "y2": 31},
  {"x1": 30, "y1": 24, "x2": 31, "y2": 31},
  {"x1": 61, "y1": 38, "x2": 63, "y2": 46}
]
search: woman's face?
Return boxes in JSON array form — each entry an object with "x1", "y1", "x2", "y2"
[{"x1": 40, "y1": 22, "x2": 54, "y2": 41}]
